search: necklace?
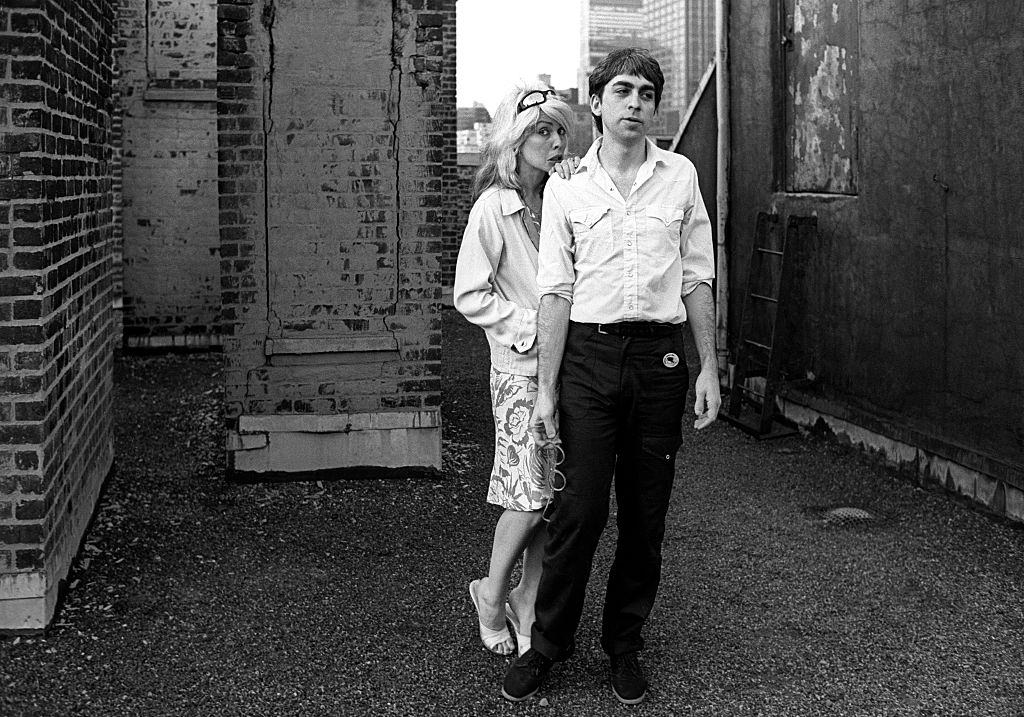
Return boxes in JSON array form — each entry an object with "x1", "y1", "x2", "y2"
[
  {"x1": 521, "y1": 192, "x2": 542, "y2": 230},
  {"x1": 524, "y1": 203, "x2": 541, "y2": 230}
]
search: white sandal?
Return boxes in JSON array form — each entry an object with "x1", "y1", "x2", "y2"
[
  {"x1": 469, "y1": 579, "x2": 514, "y2": 655},
  {"x1": 505, "y1": 601, "x2": 531, "y2": 656}
]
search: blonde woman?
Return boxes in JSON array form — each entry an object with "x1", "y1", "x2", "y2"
[{"x1": 455, "y1": 84, "x2": 576, "y2": 657}]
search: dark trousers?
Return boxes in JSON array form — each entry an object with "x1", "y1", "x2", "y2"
[{"x1": 532, "y1": 321, "x2": 689, "y2": 660}]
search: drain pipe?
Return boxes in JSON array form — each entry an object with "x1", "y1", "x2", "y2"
[{"x1": 714, "y1": 0, "x2": 731, "y2": 379}]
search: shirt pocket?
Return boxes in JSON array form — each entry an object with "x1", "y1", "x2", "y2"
[
  {"x1": 569, "y1": 205, "x2": 613, "y2": 262},
  {"x1": 646, "y1": 204, "x2": 692, "y2": 248}
]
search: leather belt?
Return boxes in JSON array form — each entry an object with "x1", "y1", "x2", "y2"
[{"x1": 576, "y1": 321, "x2": 680, "y2": 337}]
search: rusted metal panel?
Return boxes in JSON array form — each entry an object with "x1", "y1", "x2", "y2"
[{"x1": 784, "y1": 0, "x2": 858, "y2": 193}]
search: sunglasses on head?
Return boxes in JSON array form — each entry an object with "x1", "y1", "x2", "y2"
[{"x1": 516, "y1": 89, "x2": 557, "y2": 114}]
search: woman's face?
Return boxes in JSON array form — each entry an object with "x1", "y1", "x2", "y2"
[{"x1": 517, "y1": 118, "x2": 567, "y2": 176}]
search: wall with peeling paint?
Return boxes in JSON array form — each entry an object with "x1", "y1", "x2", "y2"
[
  {"x1": 729, "y1": 0, "x2": 1024, "y2": 485},
  {"x1": 116, "y1": 0, "x2": 221, "y2": 348},
  {"x1": 217, "y1": 0, "x2": 453, "y2": 475}
]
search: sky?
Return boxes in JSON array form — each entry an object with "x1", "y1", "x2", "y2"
[{"x1": 456, "y1": 0, "x2": 582, "y2": 115}]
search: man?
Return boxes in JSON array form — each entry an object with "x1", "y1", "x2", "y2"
[{"x1": 502, "y1": 48, "x2": 721, "y2": 705}]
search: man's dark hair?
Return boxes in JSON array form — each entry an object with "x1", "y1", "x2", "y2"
[{"x1": 588, "y1": 48, "x2": 665, "y2": 133}]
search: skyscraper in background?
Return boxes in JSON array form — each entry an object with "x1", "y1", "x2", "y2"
[
  {"x1": 579, "y1": 0, "x2": 714, "y2": 143},
  {"x1": 581, "y1": 0, "x2": 646, "y2": 85}
]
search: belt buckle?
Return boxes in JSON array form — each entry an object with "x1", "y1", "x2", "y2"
[{"x1": 596, "y1": 323, "x2": 610, "y2": 335}]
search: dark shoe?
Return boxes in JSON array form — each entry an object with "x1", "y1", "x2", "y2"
[
  {"x1": 502, "y1": 649, "x2": 553, "y2": 702},
  {"x1": 610, "y1": 652, "x2": 647, "y2": 704}
]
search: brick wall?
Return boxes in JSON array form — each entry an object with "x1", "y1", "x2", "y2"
[
  {"x1": 116, "y1": 0, "x2": 220, "y2": 349},
  {"x1": 0, "y1": 0, "x2": 117, "y2": 630},
  {"x1": 444, "y1": 153, "x2": 479, "y2": 292},
  {"x1": 439, "y1": 11, "x2": 458, "y2": 296},
  {"x1": 218, "y1": 0, "x2": 453, "y2": 475}
]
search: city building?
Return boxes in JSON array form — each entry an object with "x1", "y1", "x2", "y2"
[
  {"x1": 457, "y1": 102, "x2": 492, "y2": 131},
  {"x1": 579, "y1": 0, "x2": 714, "y2": 141},
  {"x1": 456, "y1": 122, "x2": 492, "y2": 154},
  {"x1": 579, "y1": 0, "x2": 646, "y2": 94},
  {"x1": 645, "y1": 0, "x2": 714, "y2": 138}
]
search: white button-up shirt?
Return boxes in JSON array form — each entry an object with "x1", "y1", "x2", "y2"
[
  {"x1": 537, "y1": 137, "x2": 714, "y2": 324},
  {"x1": 454, "y1": 186, "x2": 539, "y2": 376}
]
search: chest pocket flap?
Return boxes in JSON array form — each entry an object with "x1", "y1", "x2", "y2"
[
  {"x1": 647, "y1": 204, "x2": 691, "y2": 226},
  {"x1": 569, "y1": 206, "x2": 611, "y2": 229}
]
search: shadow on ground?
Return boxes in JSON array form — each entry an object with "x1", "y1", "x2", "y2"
[{"x1": 1, "y1": 309, "x2": 1022, "y2": 716}]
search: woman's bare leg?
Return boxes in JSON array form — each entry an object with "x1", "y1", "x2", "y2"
[
  {"x1": 508, "y1": 518, "x2": 545, "y2": 644},
  {"x1": 477, "y1": 509, "x2": 543, "y2": 647}
]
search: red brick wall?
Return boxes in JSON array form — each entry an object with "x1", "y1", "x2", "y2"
[
  {"x1": 0, "y1": 0, "x2": 116, "y2": 629},
  {"x1": 218, "y1": 0, "x2": 452, "y2": 473}
]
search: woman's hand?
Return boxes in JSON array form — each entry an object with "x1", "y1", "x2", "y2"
[{"x1": 550, "y1": 155, "x2": 581, "y2": 180}]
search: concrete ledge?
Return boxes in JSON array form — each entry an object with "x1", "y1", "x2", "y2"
[
  {"x1": 142, "y1": 87, "x2": 217, "y2": 103},
  {"x1": 0, "y1": 572, "x2": 55, "y2": 632},
  {"x1": 0, "y1": 591, "x2": 54, "y2": 633},
  {"x1": 779, "y1": 396, "x2": 1024, "y2": 524},
  {"x1": 265, "y1": 335, "x2": 398, "y2": 355},
  {"x1": 125, "y1": 333, "x2": 223, "y2": 350},
  {"x1": 238, "y1": 410, "x2": 440, "y2": 433},
  {"x1": 229, "y1": 410, "x2": 441, "y2": 474}
]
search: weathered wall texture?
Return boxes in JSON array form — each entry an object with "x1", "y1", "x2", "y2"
[
  {"x1": 729, "y1": 0, "x2": 1024, "y2": 496},
  {"x1": 117, "y1": 0, "x2": 220, "y2": 348},
  {"x1": 0, "y1": 0, "x2": 117, "y2": 629},
  {"x1": 218, "y1": 0, "x2": 453, "y2": 475},
  {"x1": 445, "y1": 153, "x2": 478, "y2": 290}
]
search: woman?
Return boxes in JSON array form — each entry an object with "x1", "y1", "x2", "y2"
[{"x1": 454, "y1": 84, "x2": 574, "y2": 657}]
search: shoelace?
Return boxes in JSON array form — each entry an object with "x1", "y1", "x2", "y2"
[
  {"x1": 520, "y1": 649, "x2": 552, "y2": 675},
  {"x1": 614, "y1": 654, "x2": 643, "y2": 679}
]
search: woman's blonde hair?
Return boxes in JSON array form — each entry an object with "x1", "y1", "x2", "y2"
[{"x1": 473, "y1": 83, "x2": 574, "y2": 199}]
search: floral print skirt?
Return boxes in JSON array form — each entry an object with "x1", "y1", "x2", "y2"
[{"x1": 487, "y1": 367, "x2": 548, "y2": 511}]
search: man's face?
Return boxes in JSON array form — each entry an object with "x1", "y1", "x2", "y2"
[{"x1": 591, "y1": 73, "x2": 658, "y2": 141}]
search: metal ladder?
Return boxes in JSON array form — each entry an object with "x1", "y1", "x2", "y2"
[{"x1": 722, "y1": 213, "x2": 814, "y2": 439}]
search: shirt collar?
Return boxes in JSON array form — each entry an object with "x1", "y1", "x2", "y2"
[
  {"x1": 577, "y1": 136, "x2": 669, "y2": 177},
  {"x1": 498, "y1": 187, "x2": 525, "y2": 217}
]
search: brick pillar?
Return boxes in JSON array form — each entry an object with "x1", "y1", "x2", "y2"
[
  {"x1": 0, "y1": 0, "x2": 117, "y2": 630},
  {"x1": 217, "y1": 0, "x2": 453, "y2": 476},
  {"x1": 116, "y1": 0, "x2": 220, "y2": 350},
  {"x1": 439, "y1": 4, "x2": 458, "y2": 298}
]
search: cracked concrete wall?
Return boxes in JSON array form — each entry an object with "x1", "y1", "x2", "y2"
[
  {"x1": 217, "y1": 0, "x2": 453, "y2": 474},
  {"x1": 117, "y1": 0, "x2": 221, "y2": 348},
  {"x1": 730, "y1": 0, "x2": 1024, "y2": 482}
]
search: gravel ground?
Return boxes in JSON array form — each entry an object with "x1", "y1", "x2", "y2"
[{"x1": 1, "y1": 308, "x2": 1022, "y2": 716}]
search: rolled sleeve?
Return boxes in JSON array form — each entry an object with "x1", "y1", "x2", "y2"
[
  {"x1": 453, "y1": 202, "x2": 538, "y2": 350},
  {"x1": 537, "y1": 179, "x2": 576, "y2": 302},
  {"x1": 680, "y1": 170, "x2": 715, "y2": 297}
]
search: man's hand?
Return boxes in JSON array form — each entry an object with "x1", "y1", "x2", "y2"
[
  {"x1": 530, "y1": 390, "x2": 559, "y2": 446},
  {"x1": 692, "y1": 367, "x2": 721, "y2": 430}
]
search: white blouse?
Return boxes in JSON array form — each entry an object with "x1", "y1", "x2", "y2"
[{"x1": 454, "y1": 185, "x2": 540, "y2": 377}]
